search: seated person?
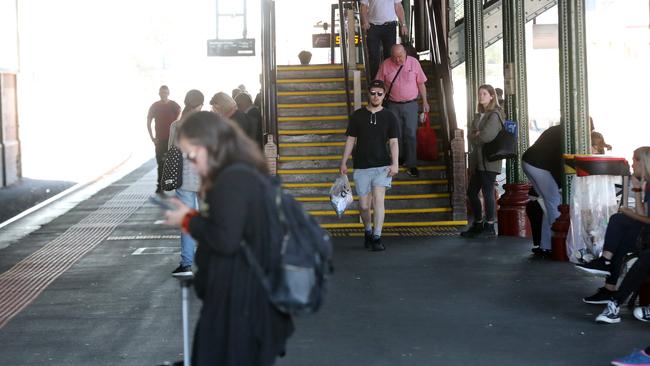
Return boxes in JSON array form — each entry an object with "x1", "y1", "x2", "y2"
[{"x1": 576, "y1": 146, "x2": 650, "y2": 304}]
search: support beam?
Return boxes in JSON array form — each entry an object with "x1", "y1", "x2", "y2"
[
  {"x1": 463, "y1": 0, "x2": 485, "y2": 130},
  {"x1": 502, "y1": 0, "x2": 528, "y2": 184},
  {"x1": 558, "y1": 0, "x2": 590, "y2": 203}
]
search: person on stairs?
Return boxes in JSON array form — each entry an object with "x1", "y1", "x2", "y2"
[{"x1": 340, "y1": 80, "x2": 399, "y2": 252}]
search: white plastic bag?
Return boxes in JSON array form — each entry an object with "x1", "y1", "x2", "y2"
[
  {"x1": 329, "y1": 175, "x2": 353, "y2": 218},
  {"x1": 567, "y1": 175, "x2": 620, "y2": 263}
]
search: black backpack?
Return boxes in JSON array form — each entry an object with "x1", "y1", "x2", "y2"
[{"x1": 241, "y1": 175, "x2": 334, "y2": 316}]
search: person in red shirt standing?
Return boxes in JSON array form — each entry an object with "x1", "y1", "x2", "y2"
[{"x1": 147, "y1": 85, "x2": 181, "y2": 193}]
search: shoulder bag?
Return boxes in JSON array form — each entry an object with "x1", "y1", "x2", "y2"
[
  {"x1": 482, "y1": 111, "x2": 517, "y2": 162},
  {"x1": 161, "y1": 145, "x2": 183, "y2": 191}
]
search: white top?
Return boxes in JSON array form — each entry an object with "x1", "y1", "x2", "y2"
[{"x1": 361, "y1": 0, "x2": 401, "y2": 25}]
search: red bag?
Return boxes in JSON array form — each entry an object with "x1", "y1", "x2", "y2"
[{"x1": 416, "y1": 113, "x2": 438, "y2": 161}]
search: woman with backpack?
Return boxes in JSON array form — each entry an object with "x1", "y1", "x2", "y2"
[
  {"x1": 460, "y1": 84, "x2": 505, "y2": 239},
  {"x1": 163, "y1": 111, "x2": 293, "y2": 365}
]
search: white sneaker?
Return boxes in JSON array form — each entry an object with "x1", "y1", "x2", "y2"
[
  {"x1": 596, "y1": 300, "x2": 621, "y2": 324},
  {"x1": 633, "y1": 306, "x2": 650, "y2": 322}
]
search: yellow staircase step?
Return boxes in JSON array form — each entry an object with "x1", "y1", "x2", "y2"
[
  {"x1": 283, "y1": 180, "x2": 448, "y2": 188},
  {"x1": 277, "y1": 77, "x2": 345, "y2": 84},
  {"x1": 278, "y1": 115, "x2": 348, "y2": 122},
  {"x1": 320, "y1": 221, "x2": 468, "y2": 229},
  {"x1": 278, "y1": 129, "x2": 346, "y2": 135},
  {"x1": 296, "y1": 193, "x2": 450, "y2": 202},
  {"x1": 278, "y1": 102, "x2": 365, "y2": 108},
  {"x1": 278, "y1": 90, "x2": 351, "y2": 96},
  {"x1": 277, "y1": 64, "x2": 364, "y2": 71},
  {"x1": 309, "y1": 207, "x2": 452, "y2": 216},
  {"x1": 278, "y1": 166, "x2": 445, "y2": 174},
  {"x1": 279, "y1": 155, "x2": 342, "y2": 161},
  {"x1": 279, "y1": 142, "x2": 346, "y2": 148}
]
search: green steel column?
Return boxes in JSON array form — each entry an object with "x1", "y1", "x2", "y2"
[
  {"x1": 558, "y1": 0, "x2": 591, "y2": 203},
  {"x1": 502, "y1": 0, "x2": 529, "y2": 183},
  {"x1": 464, "y1": 0, "x2": 485, "y2": 129}
]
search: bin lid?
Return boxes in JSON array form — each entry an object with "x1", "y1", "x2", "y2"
[{"x1": 571, "y1": 155, "x2": 630, "y2": 177}]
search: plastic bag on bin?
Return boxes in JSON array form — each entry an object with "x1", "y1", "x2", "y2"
[
  {"x1": 567, "y1": 174, "x2": 620, "y2": 263},
  {"x1": 329, "y1": 175, "x2": 353, "y2": 218}
]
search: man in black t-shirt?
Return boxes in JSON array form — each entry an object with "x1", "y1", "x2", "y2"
[{"x1": 340, "y1": 80, "x2": 399, "y2": 252}]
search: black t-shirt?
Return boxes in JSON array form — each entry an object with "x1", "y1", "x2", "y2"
[{"x1": 346, "y1": 108, "x2": 399, "y2": 169}]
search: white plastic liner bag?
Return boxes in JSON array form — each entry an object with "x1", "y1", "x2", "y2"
[
  {"x1": 329, "y1": 175, "x2": 353, "y2": 218},
  {"x1": 567, "y1": 174, "x2": 620, "y2": 263}
]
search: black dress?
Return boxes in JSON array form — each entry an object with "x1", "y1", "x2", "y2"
[{"x1": 188, "y1": 164, "x2": 294, "y2": 366}]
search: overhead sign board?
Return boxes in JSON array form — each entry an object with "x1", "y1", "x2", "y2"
[
  {"x1": 312, "y1": 33, "x2": 360, "y2": 48},
  {"x1": 207, "y1": 38, "x2": 255, "y2": 57}
]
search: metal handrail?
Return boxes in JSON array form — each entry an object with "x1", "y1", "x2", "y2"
[
  {"x1": 338, "y1": 0, "x2": 353, "y2": 116},
  {"x1": 261, "y1": 0, "x2": 277, "y2": 140},
  {"x1": 354, "y1": 0, "x2": 372, "y2": 83}
]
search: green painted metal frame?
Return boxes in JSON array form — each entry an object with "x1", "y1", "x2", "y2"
[
  {"x1": 501, "y1": 0, "x2": 528, "y2": 183},
  {"x1": 463, "y1": 0, "x2": 485, "y2": 131}
]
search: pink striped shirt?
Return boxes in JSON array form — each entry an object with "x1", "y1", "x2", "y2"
[{"x1": 375, "y1": 55, "x2": 427, "y2": 102}]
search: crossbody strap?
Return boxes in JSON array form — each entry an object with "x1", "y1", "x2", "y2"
[{"x1": 384, "y1": 65, "x2": 403, "y2": 102}]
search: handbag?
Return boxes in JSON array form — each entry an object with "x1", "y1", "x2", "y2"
[
  {"x1": 382, "y1": 65, "x2": 403, "y2": 107},
  {"x1": 161, "y1": 145, "x2": 183, "y2": 191},
  {"x1": 482, "y1": 112, "x2": 517, "y2": 162},
  {"x1": 416, "y1": 113, "x2": 439, "y2": 161}
]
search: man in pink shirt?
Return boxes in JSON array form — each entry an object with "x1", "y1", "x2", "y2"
[{"x1": 376, "y1": 44, "x2": 429, "y2": 177}]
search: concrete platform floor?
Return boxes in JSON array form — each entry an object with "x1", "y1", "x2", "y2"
[{"x1": 0, "y1": 160, "x2": 646, "y2": 366}]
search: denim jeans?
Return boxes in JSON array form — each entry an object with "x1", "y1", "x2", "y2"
[
  {"x1": 603, "y1": 212, "x2": 644, "y2": 285},
  {"x1": 176, "y1": 188, "x2": 199, "y2": 267},
  {"x1": 467, "y1": 170, "x2": 498, "y2": 222},
  {"x1": 522, "y1": 162, "x2": 562, "y2": 250}
]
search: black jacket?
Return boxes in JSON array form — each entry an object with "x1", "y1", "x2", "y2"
[{"x1": 188, "y1": 164, "x2": 293, "y2": 366}]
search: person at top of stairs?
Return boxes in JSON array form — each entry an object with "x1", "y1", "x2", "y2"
[
  {"x1": 340, "y1": 80, "x2": 399, "y2": 252},
  {"x1": 360, "y1": 0, "x2": 408, "y2": 79},
  {"x1": 376, "y1": 44, "x2": 429, "y2": 178}
]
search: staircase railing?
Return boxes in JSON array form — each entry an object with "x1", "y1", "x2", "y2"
[{"x1": 338, "y1": 0, "x2": 353, "y2": 116}]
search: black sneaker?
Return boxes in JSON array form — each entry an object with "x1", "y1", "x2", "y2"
[
  {"x1": 370, "y1": 236, "x2": 385, "y2": 252},
  {"x1": 531, "y1": 246, "x2": 552, "y2": 259},
  {"x1": 595, "y1": 300, "x2": 621, "y2": 324},
  {"x1": 478, "y1": 222, "x2": 497, "y2": 238},
  {"x1": 364, "y1": 231, "x2": 373, "y2": 250},
  {"x1": 172, "y1": 265, "x2": 193, "y2": 277},
  {"x1": 406, "y1": 167, "x2": 419, "y2": 177},
  {"x1": 460, "y1": 222, "x2": 484, "y2": 238},
  {"x1": 583, "y1": 287, "x2": 617, "y2": 305},
  {"x1": 575, "y1": 256, "x2": 611, "y2": 277}
]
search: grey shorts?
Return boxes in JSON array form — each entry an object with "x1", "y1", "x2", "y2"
[{"x1": 352, "y1": 166, "x2": 392, "y2": 197}]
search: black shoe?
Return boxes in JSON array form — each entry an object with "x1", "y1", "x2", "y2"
[
  {"x1": 575, "y1": 256, "x2": 611, "y2": 277},
  {"x1": 406, "y1": 167, "x2": 419, "y2": 177},
  {"x1": 531, "y1": 246, "x2": 552, "y2": 258},
  {"x1": 460, "y1": 221, "x2": 483, "y2": 238},
  {"x1": 477, "y1": 222, "x2": 497, "y2": 238},
  {"x1": 364, "y1": 231, "x2": 373, "y2": 250},
  {"x1": 583, "y1": 287, "x2": 617, "y2": 305},
  {"x1": 370, "y1": 236, "x2": 385, "y2": 251},
  {"x1": 172, "y1": 265, "x2": 193, "y2": 277}
]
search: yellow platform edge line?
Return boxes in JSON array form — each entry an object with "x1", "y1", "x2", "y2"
[
  {"x1": 295, "y1": 193, "x2": 448, "y2": 202},
  {"x1": 321, "y1": 221, "x2": 468, "y2": 228},
  {"x1": 278, "y1": 166, "x2": 445, "y2": 174},
  {"x1": 283, "y1": 180, "x2": 448, "y2": 188},
  {"x1": 309, "y1": 208, "x2": 452, "y2": 216},
  {"x1": 277, "y1": 78, "x2": 345, "y2": 83},
  {"x1": 278, "y1": 129, "x2": 346, "y2": 135},
  {"x1": 279, "y1": 142, "x2": 346, "y2": 148},
  {"x1": 278, "y1": 115, "x2": 348, "y2": 122}
]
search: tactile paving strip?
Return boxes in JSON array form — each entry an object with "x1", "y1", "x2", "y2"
[
  {"x1": 326, "y1": 226, "x2": 460, "y2": 237},
  {"x1": 0, "y1": 170, "x2": 155, "y2": 329}
]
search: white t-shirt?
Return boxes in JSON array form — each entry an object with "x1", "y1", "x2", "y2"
[{"x1": 361, "y1": 0, "x2": 401, "y2": 25}]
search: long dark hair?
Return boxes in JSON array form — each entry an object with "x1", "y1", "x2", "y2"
[{"x1": 179, "y1": 111, "x2": 268, "y2": 193}]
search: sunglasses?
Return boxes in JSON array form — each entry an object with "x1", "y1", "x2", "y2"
[
  {"x1": 183, "y1": 151, "x2": 198, "y2": 163},
  {"x1": 369, "y1": 91, "x2": 384, "y2": 97}
]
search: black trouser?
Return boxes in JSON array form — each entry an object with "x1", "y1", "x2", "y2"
[
  {"x1": 603, "y1": 213, "x2": 644, "y2": 286},
  {"x1": 467, "y1": 170, "x2": 498, "y2": 223},
  {"x1": 155, "y1": 139, "x2": 169, "y2": 189},
  {"x1": 526, "y1": 200, "x2": 544, "y2": 246},
  {"x1": 367, "y1": 23, "x2": 397, "y2": 79},
  {"x1": 614, "y1": 249, "x2": 650, "y2": 304}
]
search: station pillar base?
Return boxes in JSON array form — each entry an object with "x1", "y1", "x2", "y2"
[
  {"x1": 497, "y1": 183, "x2": 531, "y2": 237},
  {"x1": 551, "y1": 204, "x2": 571, "y2": 262}
]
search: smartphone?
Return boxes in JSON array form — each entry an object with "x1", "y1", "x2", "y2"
[{"x1": 149, "y1": 195, "x2": 175, "y2": 210}]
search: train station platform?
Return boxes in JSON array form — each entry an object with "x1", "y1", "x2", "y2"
[{"x1": 0, "y1": 159, "x2": 647, "y2": 366}]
